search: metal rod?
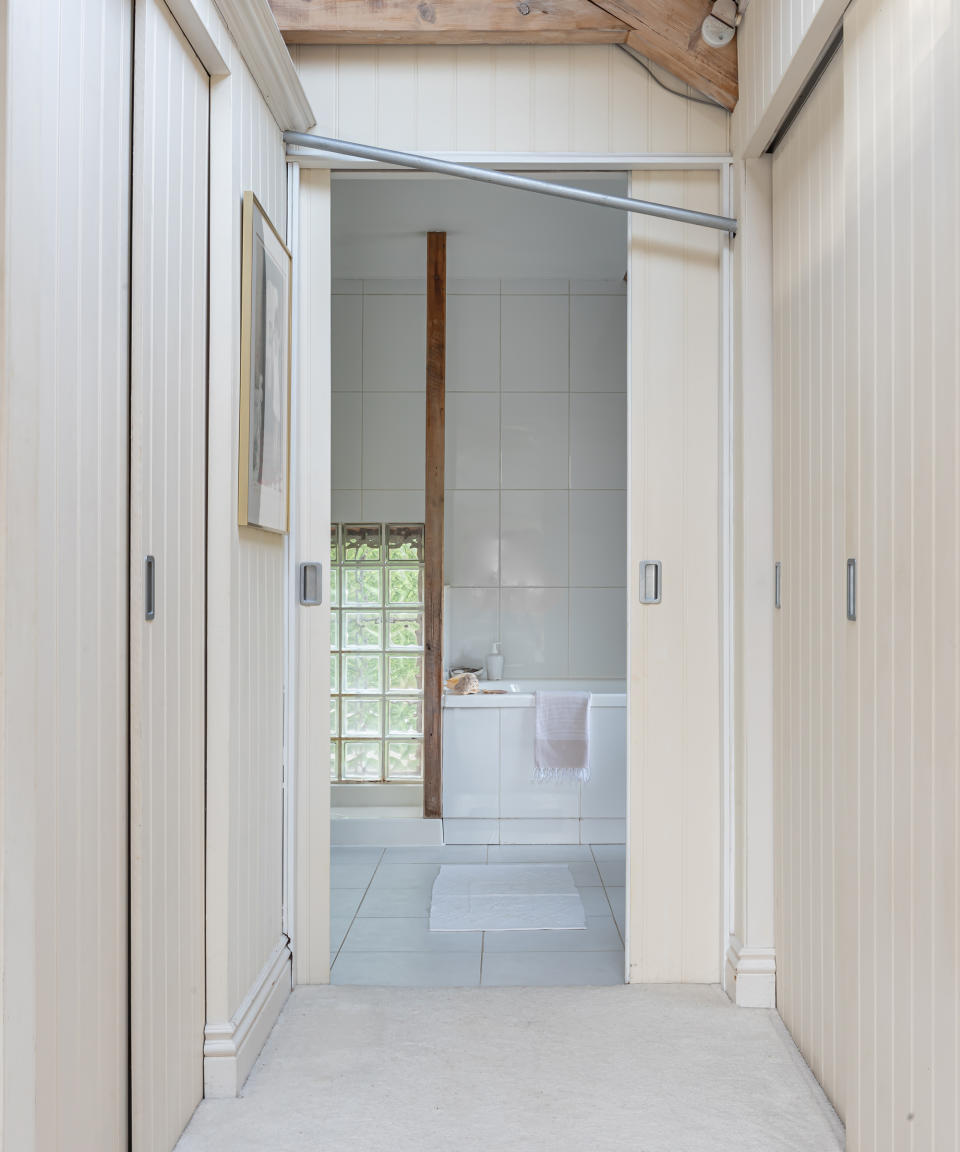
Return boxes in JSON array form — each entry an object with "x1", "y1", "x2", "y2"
[{"x1": 283, "y1": 131, "x2": 739, "y2": 235}]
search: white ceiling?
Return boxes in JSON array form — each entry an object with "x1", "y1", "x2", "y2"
[{"x1": 331, "y1": 173, "x2": 629, "y2": 282}]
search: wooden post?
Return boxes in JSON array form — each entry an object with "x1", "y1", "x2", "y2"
[{"x1": 424, "y1": 232, "x2": 446, "y2": 819}]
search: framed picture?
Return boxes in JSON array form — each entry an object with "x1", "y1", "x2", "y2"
[{"x1": 238, "y1": 190, "x2": 292, "y2": 533}]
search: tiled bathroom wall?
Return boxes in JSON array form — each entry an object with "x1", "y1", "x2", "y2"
[{"x1": 331, "y1": 277, "x2": 628, "y2": 680}]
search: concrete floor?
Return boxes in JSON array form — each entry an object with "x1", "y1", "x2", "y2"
[{"x1": 177, "y1": 985, "x2": 844, "y2": 1152}]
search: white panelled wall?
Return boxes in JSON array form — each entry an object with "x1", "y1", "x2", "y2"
[
  {"x1": 293, "y1": 45, "x2": 729, "y2": 156},
  {"x1": 748, "y1": 0, "x2": 960, "y2": 1145}
]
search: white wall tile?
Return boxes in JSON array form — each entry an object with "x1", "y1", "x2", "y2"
[
  {"x1": 361, "y1": 490, "x2": 424, "y2": 522},
  {"x1": 500, "y1": 490, "x2": 569, "y2": 587},
  {"x1": 442, "y1": 710, "x2": 500, "y2": 818},
  {"x1": 332, "y1": 294, "x2": 362, "y2": 392},
  {"x1": 445, "y1": 587, "x2": 500, "y2": 671},
  {"x1": 361, "y1": 392, "x2": 425, "y2": 490},
  {"x1": 332, "y1": 489, "x2": 362, "y2": 521},
  {"x1": 499, "y1": 710, "x2": 579, "y2": 818},
  {"x1": 579, "y1": 818, "x2": 626, "y2": 845},
  {"x1": 581, "y1": 708, "x2": 627, "y2": 818},
  {"x1": 501, "y1": 279, "x2": 569, "y2": 295},
  {"x1": 500, "y1": 295, "x2": 570, "y2": 392},
  {"x1": 447, "y1": 295, "x2": 500, "y2": 392},
  {"x1": 447, "y1": 278, "x2": 500, "y2": 296},
  {"x1": 501, "y1": 393, "x2": 569, "y2": 489},
  {"x1": 570, "y1": 393, "x2": 627, "y2": 489},
  {"x1": 332, "y1": 393, "x2": 362, "y2": 490},
  {"x1": 571, "y1": 295, "x2": 627, "y2": 392},
  {"x1": 445, "y1": 491, "x2": 500, "y2": 587},
  {"x1": 500, "y1": 588, "x2": 569, "y2": 676},
  {"x1": 361, "y1": 294, "x2": 426, "y2": 391},
  {"x1": 445, "y1": 393, "x2": 500, "y2": 489},
  {"x1": 569, "y1": 588, "x2": 627, "y2": 678},
  {"x1": 569, "y1": 491, "x2": 627, "y2": 587}
]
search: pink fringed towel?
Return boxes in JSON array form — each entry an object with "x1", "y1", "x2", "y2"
[{"x1": 534, "y1": 691, "x2": 591, "y2": 782}]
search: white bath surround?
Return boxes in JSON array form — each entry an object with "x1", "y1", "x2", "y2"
[{"x1": 442, "y1": 679, "x2": 626, "y2": 845}]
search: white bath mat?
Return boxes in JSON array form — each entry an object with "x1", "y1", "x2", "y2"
[{"x1": 429, "y1": 864, "x2": 587, "y2": 932}]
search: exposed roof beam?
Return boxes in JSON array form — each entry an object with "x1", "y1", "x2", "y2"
[
  {"x1": 587, "y1": 0, "x2": 738, "y2": 109},
  {"x1": 269, "y1": 0, "x2": 631, "y2": 45}
]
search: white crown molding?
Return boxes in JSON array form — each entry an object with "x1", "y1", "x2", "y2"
[
  {"x1": 725, "y1": 935, "x2": 776, "y2": 1009},
  {"x1": 204, "y1": 939, "x2": 292, "y2": 1097},
  {"x1": 213, "y1": 0, "x2": 315, "y2": 131}
]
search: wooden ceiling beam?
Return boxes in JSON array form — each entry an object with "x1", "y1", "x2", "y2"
[
  {"x1": 587, "y1": 0, "x2": 737, "y2": 109},
  {"x1": 269, "y1": 0, "x2": 631, "y2": 45}
]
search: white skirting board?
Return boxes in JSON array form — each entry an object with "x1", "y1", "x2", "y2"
[
  {"x1": 724, "y1": 936, "x2": 776, "y2": 1009},
  {"x1": 203, "y1": 940, "x2": 292, "y2": 1098}
]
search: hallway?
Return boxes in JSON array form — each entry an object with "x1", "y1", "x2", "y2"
[{"x1": 177, "y1": 985, "x2": 842, "y2": 1151}]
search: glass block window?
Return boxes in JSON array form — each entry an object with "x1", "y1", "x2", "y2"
[{"x1": 330, "y1": 523, "x2": 425, "y2": 782}]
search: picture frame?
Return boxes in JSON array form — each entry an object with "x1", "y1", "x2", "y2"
[{"x1": 238, "y1": 190, "x2": 292, "y2": 533}]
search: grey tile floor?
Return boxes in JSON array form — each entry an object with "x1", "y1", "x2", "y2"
[{"x1": 330, "y1": 843, "x2": 626, "y2": 987}]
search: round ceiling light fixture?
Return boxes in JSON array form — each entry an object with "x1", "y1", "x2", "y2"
[{"x1": 701, "y1": 0, "x2": 739, "y2": 48}]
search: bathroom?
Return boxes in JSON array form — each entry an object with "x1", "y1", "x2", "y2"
[{"x1": 328, "y1": 171, "x2": 628, "y2": 984}]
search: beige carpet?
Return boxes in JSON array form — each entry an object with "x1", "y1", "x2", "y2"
[{"x1": 177, "y1": 984, "x2": 843, "y2": 1152}]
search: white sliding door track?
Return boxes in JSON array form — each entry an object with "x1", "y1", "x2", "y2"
[{"x1": 283, "y1": 131, "x2": 739, "y2": 234}]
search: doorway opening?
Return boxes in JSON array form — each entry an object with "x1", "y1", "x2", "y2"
[{"x1": 327, "y1": 171, "x2": 629, "y2": 986}]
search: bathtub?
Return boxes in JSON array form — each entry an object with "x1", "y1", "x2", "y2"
[{"x1": 442, "y1": 679, "x2": 626, "y2": 846}]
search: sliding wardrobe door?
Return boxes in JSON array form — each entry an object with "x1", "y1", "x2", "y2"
[
  {"x1": 627, "y1": 170, "x2": 723, "y2": 983},
  {"x1": 129, "y1": 1, "x2": 209, "y2": 1147},
  {"x1": 770, "y1": 48, "x2": 846, "y2": 1115}
]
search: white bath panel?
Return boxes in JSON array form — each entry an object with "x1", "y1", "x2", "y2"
[
  {"x1": 331, "y1": 814, "x2": 443, "y2": 847},
  {"x1": 442, "y1": 818, "x2": 500, "y2": 845},
  {"x1": 499, "y1": 819, "x2": 580, "y2": 845},
  {"x1": 579, "y1": 818, "x2": 626, "y2": 844}
]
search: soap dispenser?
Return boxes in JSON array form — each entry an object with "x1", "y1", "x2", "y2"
[{"x1": 485, "y1": 641, "x2": 504, "y2": 682}]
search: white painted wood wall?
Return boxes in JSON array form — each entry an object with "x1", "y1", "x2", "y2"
[
  {"x1": 628, "y1": 171, "x2": 723, "y2": 982},
  {"x1": 771, "y1": 47, "x2": 845, "y2": 1114},
  {"x1": 293, "y1": 45, "x2": 729, "y2": 156},
  {"x1": 765, "y1": 1, "x2": 960, "y2": 1145},
  {"x1": 0, "y1": 2, "x2": 133, "y2": 1147}
]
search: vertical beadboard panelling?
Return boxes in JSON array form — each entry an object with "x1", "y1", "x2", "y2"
[
  {"x1": 1, "y1": 1, "x2": 131, "y2": 1148},
  {"x1": 295, "y1": 46, "x2": 730, "y2": 156},
  {"x1": 295, "y1": 170, "x2": 333, "y2": 983},
  {"x1": 628, "y1": 171, "x2": 722, "y2": 982},
  {"x1": 200, "y1": 0, "x2": 289, "y2": 1038},
  {"x1": 733, "y1": 0, "x2": 847, "y2": 156},
  {"x1": 129, "y1": 1, "x2": 209, "y2": 1145},
  {"x1": 771, "y1": 48, "x2": 844, "y2": 1115},
  {"x1": 843, "y1": 2, "x2": 960, "y2": 1148}
]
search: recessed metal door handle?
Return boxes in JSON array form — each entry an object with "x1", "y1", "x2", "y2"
[
  {"x1": 639, "y1": 560, "x2": 662, "y2": 605},
  {"x1": 775, "y1": 562, "x2": 782, "y2": 609},
  {"x1": 145, "y1": 555, "x2": 156, "y2": 621},
  {"x1": 846, "y1": 558, "x2": 856, "y2": 621},
  {"x1": 299, "y1": 561, "x2": 323, "y2": 606}
]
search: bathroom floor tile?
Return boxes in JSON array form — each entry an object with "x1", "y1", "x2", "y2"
[
  {"x1": 480, "y1": 950, "x2": 624, "y2": 987},
  {"x1": 331, "y1": 889, "x2": 366, "y2": 920},
  {"x1": 330, "y1": 846, "x2": 384, "y2": 865},
  {"x1": 589, "y1": 844, "x2": 626, "y2": 862},
  {"x1": 566, "y1": 860, "x2": 602, "y2": 886},
  {"x1": 331, "y1": 951, "x2": 481, "y2": 987},
  {"x1": 342, "y1": 916, "x2": 482, "y2": 953},
  {"x1": 606, "y1": 886, "x2": 625, "y2": 935},
  {"x1": 597, "y1": 860, "x2": 626, "y2": 887},
  {"x1": 330, "y1": 863, "x2": 379, "y2": 889},
  {"x1": 482, "y1": 915, "x2": 621, "y2": 953},
  {"x1": 330, "y1": 915, "x2": 354, "y2": 956},
  {"x1": 487, "y1": 845, "x2": 593, "y2": 864},
  {"x1": 381, "y1": 845, "x2": 487, "y2": 864},
  {"x1": 357, "y1": 885, "x2": 434, "y2": 917},
  {"x1": 366, "y1": 862, "x2": 441, "y2": 889},
  {"x1": 576, "y1": 884, "x2": 615, "y2": 915}
]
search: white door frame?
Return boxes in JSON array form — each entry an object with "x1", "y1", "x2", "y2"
[{"x1": 282, "y1": 153, "x2": 736, "y2": 986}]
